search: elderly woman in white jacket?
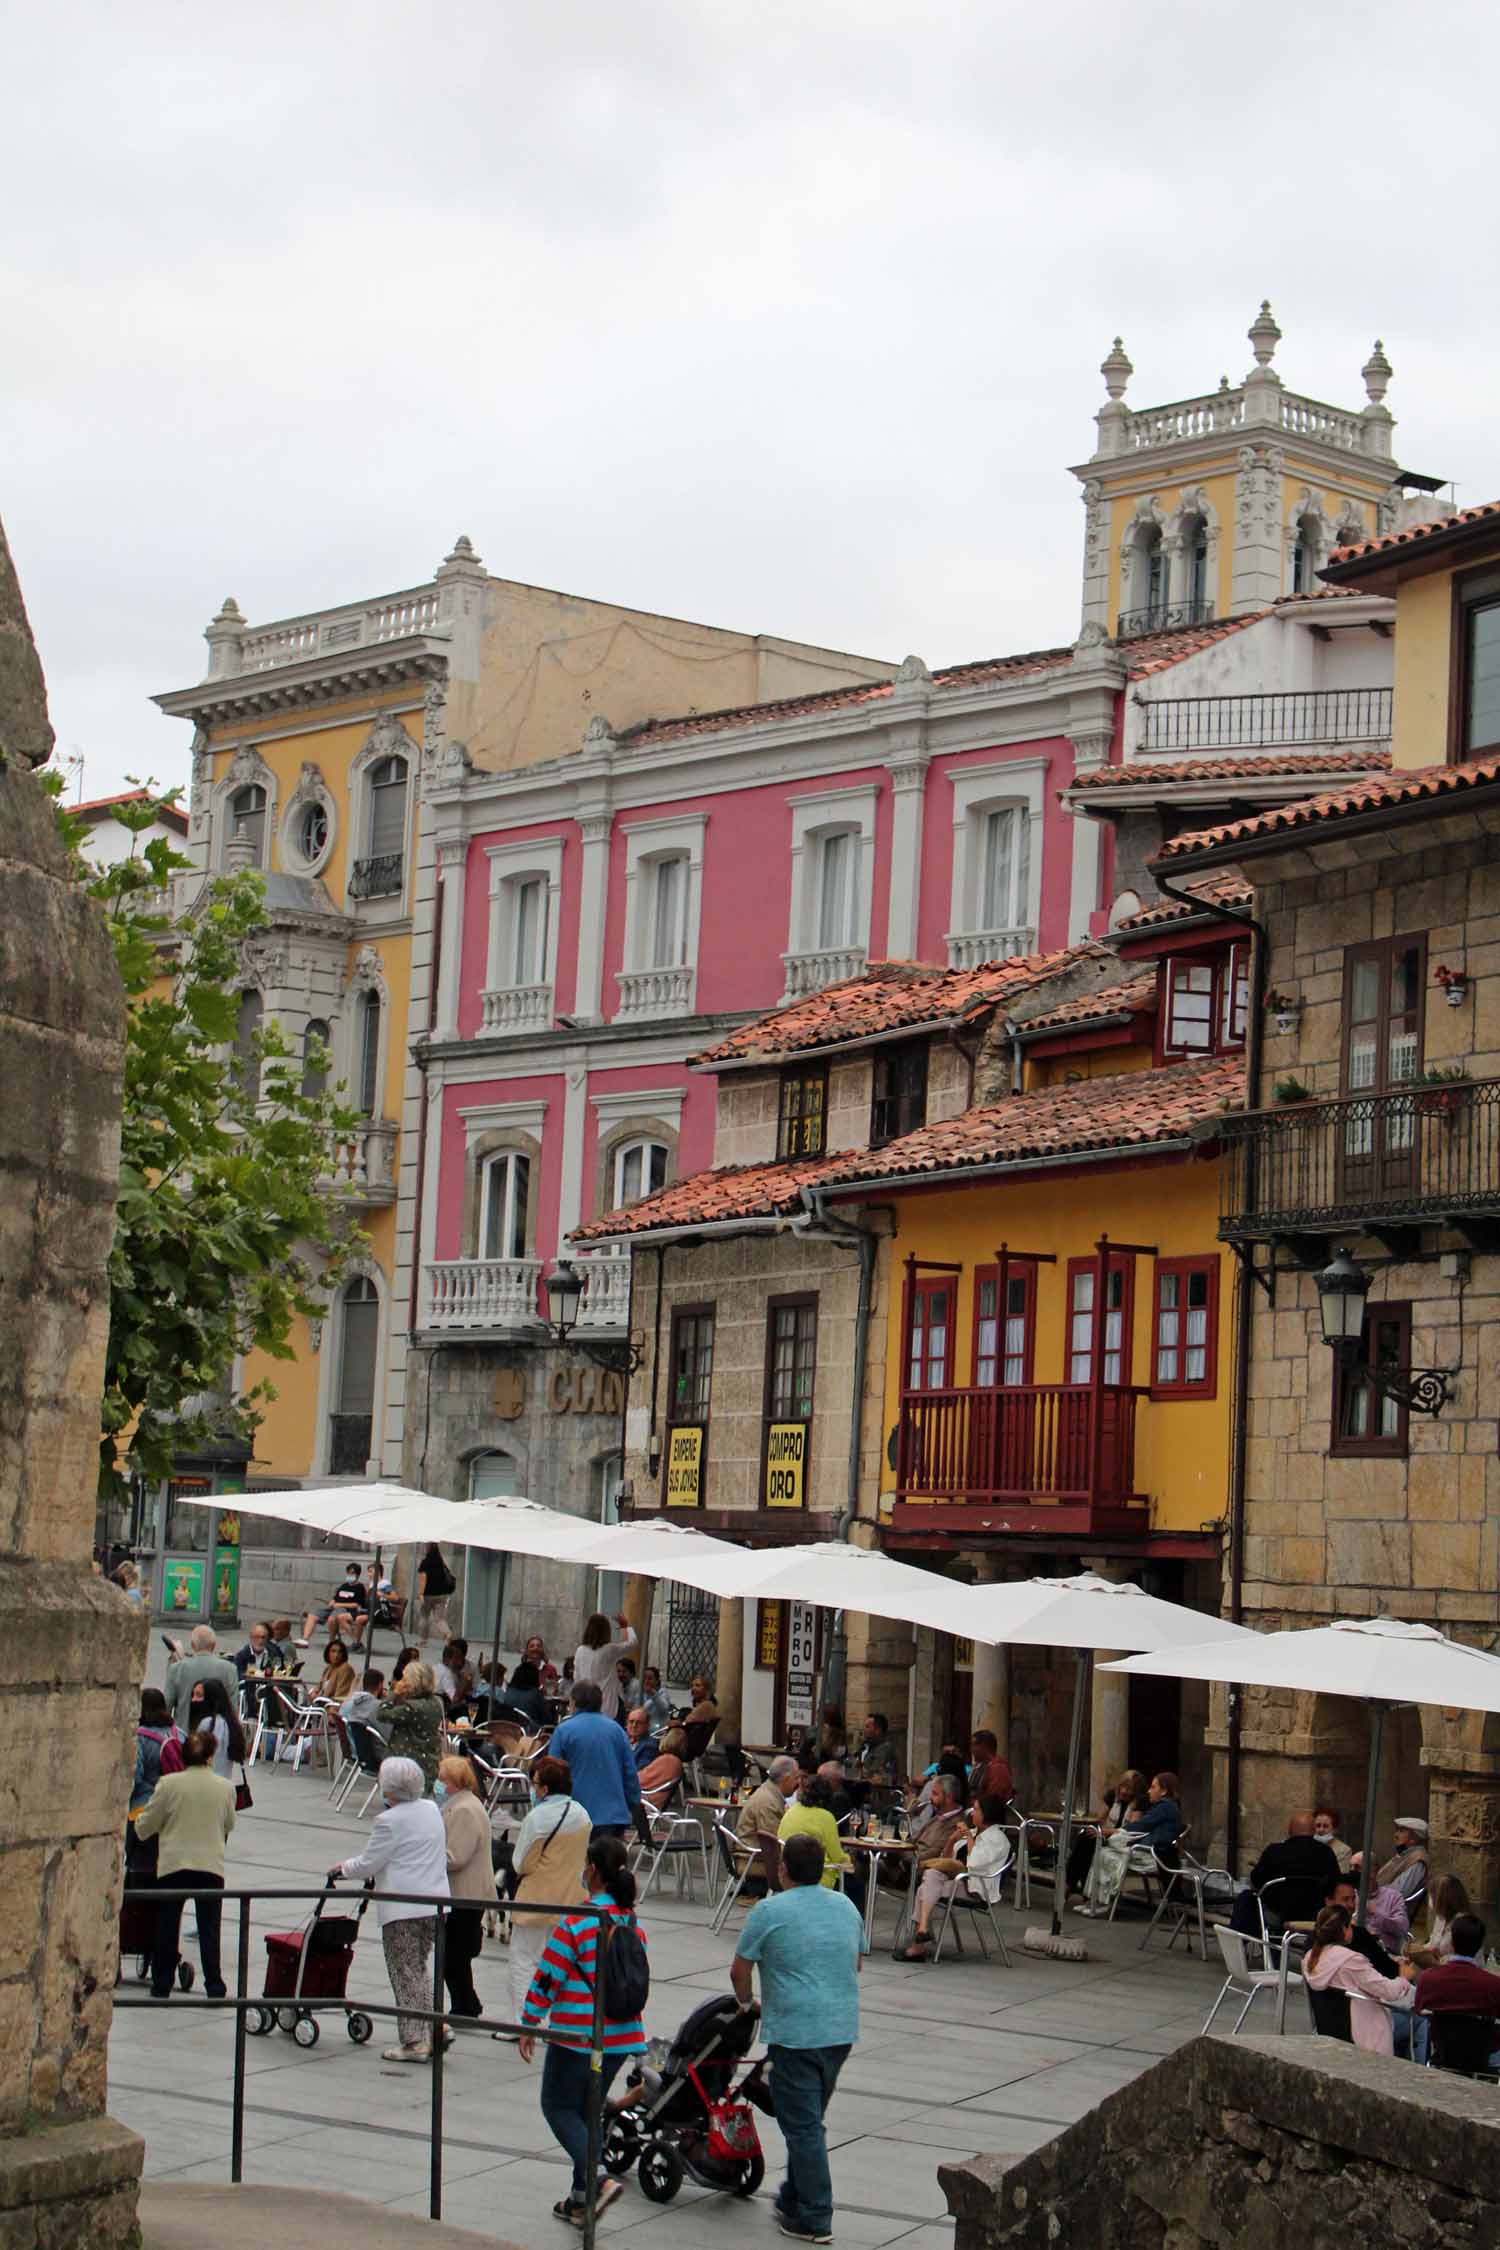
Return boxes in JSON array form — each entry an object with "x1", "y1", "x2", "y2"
[{"x1": 330, "y1": 1756, "x2": 449, "y2": 2063}]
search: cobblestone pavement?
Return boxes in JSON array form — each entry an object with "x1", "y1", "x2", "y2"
[{"x1": 111, "y1": 1755, "x2": 1250, "y2": 2249}]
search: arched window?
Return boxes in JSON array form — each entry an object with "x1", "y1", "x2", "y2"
[
  {"x1": 480, "y1": 1150, "x2": 531, "y2": 1260},
  {"x1": 356, "y1": 989, "x2": 381, "y2": 1116},
  {"x1": 233, "y1": 989, "x2": 262, "y2": 1105},
  {"x1": 302, "y1": 1018, "x2": 330, "y2": 1100},
  {"x1": 613, "y1": 1138, "x2": 668, "y2": 1209},
  {"x1": 228, "y1": 784, "x2": 267, "y2": 866},
  {"x1": 369, "y1": 755, "x2": 408, "y2": 857},
  {"x1": 1182, "y1": 515, "x2": 1209, "y2": 615},
  {"x1": 1292, "y1": 515, "x2": 1319, "y2": 594},
  {"x1": 331, "y1": 1276, "x2": 379, "y2": 1474}
]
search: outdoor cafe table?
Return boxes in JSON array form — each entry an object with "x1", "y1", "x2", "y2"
[{"x1": 844, "y1": 1835, "x2": 918, "y2": 1950}]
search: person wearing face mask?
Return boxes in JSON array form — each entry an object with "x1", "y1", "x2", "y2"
[
  {"x1": 329, "y1": 1756, "x2": 450, "y2": 2063},
  {"x1": 436, "y1": 1757, "x2": 497, "y2": 2020},
  {"x1": 1313, "y1": 1805, "x2": 1353, "y2": 1874}
]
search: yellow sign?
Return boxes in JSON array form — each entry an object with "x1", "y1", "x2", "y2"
[
  {"x1": 756, "y1": 1600, "x2": 781, "y2": 1670},
  {"x1": 665, "y1": 1424, "x2": 704, "y2": 1508},
  {"x1": 764, "y1": 1421, "x2": 807, "y2": 1509}
]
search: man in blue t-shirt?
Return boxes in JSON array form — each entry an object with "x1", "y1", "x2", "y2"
[
  {"x1": 732, "y1": 1833, "x2": 862, "y2": 2246},
  {"x1": 548, "y1": 1680, "x2": 643, "y2": 1838}
]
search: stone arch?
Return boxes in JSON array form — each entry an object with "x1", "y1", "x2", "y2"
[
  {"x1": 1284, "y1": 486, "x2": 1334, "y2": 595},
  {"x1": 594, "y1": 1113, "x2": 679, "y2": 1218},
  {"x1": 1166, "y1": 484, "x2": 1221, "y2": 616},
  {"x1": 278, "y1": 759, "x2": 338, "y2": 878},
  {"x1": 348, "y1": 712, "x2": 417, "y2": 870},
  {"x1": 211, "y1": 743, "x2": 277, "y2": 869}
]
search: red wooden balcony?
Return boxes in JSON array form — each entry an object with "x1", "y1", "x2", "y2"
[{"x1": 890, "y1": 1382, "x2": 1149, "y2": 1541}]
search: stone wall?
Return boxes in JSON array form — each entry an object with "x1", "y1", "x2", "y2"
[
  {"x1": 941, "y1": 2034, "x2": 1500, "y2": 2249},
  {"x1": 0, "y1": 521, "x2": 144, "y2": 2244}
]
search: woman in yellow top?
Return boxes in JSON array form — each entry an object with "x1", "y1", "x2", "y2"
[{"x1": 777, "y1": 1772, "x2": 852, "y2": 1889}]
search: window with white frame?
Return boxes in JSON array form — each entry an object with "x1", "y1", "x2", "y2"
[
  {"x1": 355, "y1": 988, "x2": 381, "y2": 1116},
  {"x1": 979, "y1": 807, "x2": 1030, "y2": 938},
  {"x1": 480, "y1": 1150, "x2": 531, "y2": 1260},
  {"x1": 613, "y1": 1137, "x2": 668, "y2": 1209},
  {"x1": 227, "y1": 784, "x2": 267, "y2": 866},
  {"x1": 815, "y1": 829, "x2": 859, "y2": 951},
  {"x1": 616, "y1": 817, "x2": 705, "y2": 1018},
  {"x1": 647, "y1": 854, "x2": 689, "y2": 967},
  {"x1": 509, "y1": 875, "x2": 549, "y2": 986},
  {"x1": 784, "y1": 787, "x2": 877, "y2": 987},
  {"x1": 368, "y1": 755, "x2": 409, "y2": 858},
  {"x1": 485, "y1": 840, "x2": 563, "y2": 1017},
  {"x1": 945, "y1": 760, "x2": 1046, "y2": 966}
]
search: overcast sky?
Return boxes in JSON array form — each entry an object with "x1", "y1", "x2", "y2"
[{"x1": 6, "y1": 1, "x2": 1497, "y2": 802}]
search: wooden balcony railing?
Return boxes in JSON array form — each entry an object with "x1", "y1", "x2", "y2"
[
  {"x1": 1219, "y1": 1079, "x2": 1500, "y2": 1241},
  {"x1": 891, "y1": 1382, "x2": 1148, "y2": 1539}
]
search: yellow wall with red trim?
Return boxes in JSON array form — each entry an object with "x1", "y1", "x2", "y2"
[{"x1": 878, "y1": 1155, "x2": 1232, "y2": 1535}]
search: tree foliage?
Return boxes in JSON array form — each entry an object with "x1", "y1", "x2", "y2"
[{"x1": 50, "y1": 783, "x2": 362, "y2": 1495}]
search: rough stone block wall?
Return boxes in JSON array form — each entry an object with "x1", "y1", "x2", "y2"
[{"x1": 941, "y1": 2034, "x2": 1500, "y2": 2250}]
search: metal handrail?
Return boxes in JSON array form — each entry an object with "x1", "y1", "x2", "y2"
[
  {"x1": 116, "y1": 1883, "x2": 623, "y2": 2247},
  {"x1": 1140, "y1": 685, "x2": 1392, "y2": 753}
]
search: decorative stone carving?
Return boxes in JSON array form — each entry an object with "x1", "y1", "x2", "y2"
[
  {"x1": 1247, "y1": 298, "x2": 1282, "y2": 368},
  {"x1": 897, "y1": 653, "x2": 931, "y2": 682},
  {"x1": 225, "y1": 742, "x2": 272, "y2": 789},
  {"x1": 359, "y1": 711, "x2": 414, "y2": 765},
  {"x1": 584, "y1": 713, "x2": 616, "y2": 745},
  {"x1": 1074, "y1": 620, "x2": 1108, "y2": 651},
  {"x1": 1100, "y1": 337, "x2": 1133, "y2": 399},
  {"x1": 348, "y1": 944, "x2": 385, "y2": 993},
  {"x1": 1362, "y1": 338, "x2": 1392, "y2": 405}
]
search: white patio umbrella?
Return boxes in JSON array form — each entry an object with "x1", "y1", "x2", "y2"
[
  {"x1": 945, "y1": 1573, "x2": 1255, "y2": 1938},
  {"x1": 1105, "y1": 1616, "x2": 1500, "y2": 1915},
  {"x1": 645, "y1": 1537, "x2": 994, "y2": 1641}
]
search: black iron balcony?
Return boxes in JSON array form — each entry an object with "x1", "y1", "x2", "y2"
[
  {"x1": 349, "y1": 851, "x2": 404, "y2": 900},
  {"x1": 1219, "y1": 1079, "x2": 1500, "y2": 1247},
  {"x1": 1115, "y1": 598, "x2": 1214, "y2": 640},
  {"x1": 1141, "y1": 686, "x2": 1392, "y2": 754}
]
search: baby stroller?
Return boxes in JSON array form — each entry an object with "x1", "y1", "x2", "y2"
[
  {"x1": 603, "y1": 1993, "x2": 769, "y2": 2204},
  {"x1": 246, "y1": 1880, "x2": 375, "y2": 2049}
]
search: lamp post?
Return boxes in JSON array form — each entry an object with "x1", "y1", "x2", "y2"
[
  {"x1": 1314, "y1": 1248, "x2": 1455, "y2": 1417},
  {"x1": 542, "y1": 1259, "x2": 641, "y2": 1375}
]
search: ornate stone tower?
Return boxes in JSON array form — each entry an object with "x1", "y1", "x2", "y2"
[
  {"x1": 1072, "y1": 304, "x2": 1441, "y2": 636},
  {"x1": 0, "y1": 515, "x2": 144, "y2": 2244}
]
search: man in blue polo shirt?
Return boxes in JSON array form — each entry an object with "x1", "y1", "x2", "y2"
[
  {"x1": 548, "y1": 1679, "x2": 642, "y2": 1839},
  {"x1": 731, "y1": 1832, "x2": 862, "y2": 2246}
]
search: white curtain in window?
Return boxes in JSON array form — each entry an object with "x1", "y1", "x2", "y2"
[
  {"x1": 649, "y1": 856, "x2": 687, "y2": 966},
  {"x1": 481, "y1": 1151, "x2": 531, "y2": 1260},
  {"x1": 512, "y1": 878, "x2": 548, "y2": 985},
  {"x1": 614, "y1": 1139, "x2": 668, "y2": 1207},
  {"x1": 228, "y1": 786, "x2": 267, "y2": 866},
  {"x1": 816, "y1": 831, "x2": 856, "y2": 950},
  {"x1": 980, "y1": 808, "x2": 1029, "y2": 933}
]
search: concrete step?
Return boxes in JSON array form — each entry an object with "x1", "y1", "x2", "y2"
[{"x1": 143, "y1": 2181, "x2": 525, "y2": 2248}]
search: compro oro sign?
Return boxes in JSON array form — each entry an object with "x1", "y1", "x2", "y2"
[
  {"x1": 764, "y1": 1420, "x2": 808, "y2": 1508},
  {"x1": 665, "y1": 1425, "x2": 705, "y2": 1508}
]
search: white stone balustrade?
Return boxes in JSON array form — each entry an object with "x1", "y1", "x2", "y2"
[
  {"x1": 573, "y1": 1248, "x2": 632, "y2": 1331},
  {"x1": 481, "y1": 983, "x2": 554, "y2": 1033},
  {"x1": 1111, "y1": 387, "x2": 1387, "y2": 462},
  {"x1": 424, "y1": 1258, "x2": 544, "y2": 1330},
  {"x1": 945, "y1": 928, "x2": 1036, "y2": 971},
  {"x1": 614, "y1": 964, "x2": 694, "y2": 1021},
  {"x1": 238, "y1": 588, "x2": 443, "y2": 673},
  {"x1": 781, "y1": 945, "x2": 868, "y2": 999},
  {"x1": 325, "y1": 1121, "x2": 398, "y2": 1204}
]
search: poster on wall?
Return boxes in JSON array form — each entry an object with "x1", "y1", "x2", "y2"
[
  {"x1": 213, "y1": 1545, "x2": 240, "y2": 1618},
  {"x1": 764, "y1": 1422, "x2": 808, "y2": 1508},
  {"x1": 163, "y1": 1558, "x2": 205, "y2": 1614},
  {"x1": 665, "y1": 1425, "x2": 704, "y2": 1508},
  {"x1": 785, "y1": 1599, "x2": 818, "y2": 1733},
  {"x1": 755, "y1": 1600, "x2": 782, "y2": 1671}
]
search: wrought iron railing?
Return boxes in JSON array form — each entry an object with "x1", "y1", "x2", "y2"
[
  {"x1": 348, "y1": 851, "x2": 404, "y2": 900},
  {"x1": 894, "y1": 1382, "x2": 1145, "y2": 1512},
  {"x1": 1115, "y1": 598, "x2": 1214, "y2": 640},
  {"x1": 1219, "y1": 1079, "x2": 1500, "y2": 1236},
  {"x1": 1140, "y1": 686, "x2": 1392, "y2": 754}
]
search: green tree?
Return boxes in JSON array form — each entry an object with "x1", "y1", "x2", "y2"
[{"x1": 51, "y1": 782, "x2": 361, "y2": 1496}]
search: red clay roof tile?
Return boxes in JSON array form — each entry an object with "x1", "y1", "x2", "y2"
[
  {"x1": 1068, "y1": 748, "x2": 1391, "y2": 795},
  {"x1": 1328, "y1": 502, "x2": 1500, "y2": 568},
  {"x1": 571, "y1": 1150, "x2": 845, "y2": 1240},
  {"x1": 1155, "y1": 754, "x2": 1500, "y2": 865},
  {"x1": 1013, "y1": 971, "x2": 1157, "y2": 1037},
  {"x1": 1111, "y1": 872, "x2": 1253, "y2": 931}
]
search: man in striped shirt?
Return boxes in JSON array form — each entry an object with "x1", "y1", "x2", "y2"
[{"x1": 518, "y1": 1836, "x2": 646, "y2": 2227}]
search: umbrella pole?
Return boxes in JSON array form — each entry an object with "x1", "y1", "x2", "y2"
[
  {"x1": 490, "y1": 1558, "x2": 505, "y2": 1694},
  {"x1": 1356, "y1": 1701, "x2": 1387, "y2": 1923},
  {"x1": 1053, "y1": 1651, "x2": 1092, "y2": 1937}
]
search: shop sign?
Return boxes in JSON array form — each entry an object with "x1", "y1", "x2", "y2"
[
  {"x1": 785, "y1": 1599, "x2": 817, "y2": 1730},
  {"x1": 755, "y1": 1599, "x2": 781, "y2": 1671},
  {"x1": 547, "y1": 1366, "x2": 625, "y2": 1417},
  {"x1": 764, "y1": 1421, "x2": 807, "y2": 1509},
  {"x1": 664, "y1": 1424, "x2": 704, "y2": 1508}
]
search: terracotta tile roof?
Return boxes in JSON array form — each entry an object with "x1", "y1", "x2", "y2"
[
  {"x1": 74, "y1": 787, "x2": 189, "y2": 831},
  {"x1": 813, "y1": 1051, "x2": 1244, "y2": 1188},
  {"x1": 1122, "y1": 611, "x2": 1268, "y2": 678},
  {"x1": 1155, "y1": 754, "x2": 1500, "y2": 865},
  {"x1": 1328, "y1": 503, "x2": 1497, "y2": 568},
  {"x1": 1014, "y1": 971, "x2": 1156, "y2": 1037},
  {"x1": 570, "y1": 1150, "x2": 844, "y2": 1240},
  {"x1": 691, "y1": 946, "x2": 1114, "y2": 1067},
  {"x1": 1068, "y1": 747, "x2": 1392, "y2": 795},
  {"x1": 1111, "y1": 872, "x2": 1253, "y2": 932}
]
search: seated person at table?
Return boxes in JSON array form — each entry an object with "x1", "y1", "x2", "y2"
[
  {"x1": 636, "y1": 1741, "x2": 684, "y2": 1807},
  {"x1": 817, "y1": 1705, "x2": 848, "y2": 1762},
  {"x1": 679, "y1": 1676, "x2": 720, "y2": 1764},
  {"x1": 1066, "y1": 1769, "x2": 1145, "y2": 1899},
  {"x1": 1313, "y1": 1804, "x2": 1354, "y2": 1874},
  {"x1": 780, "y1": 1771, "x2": 861, "y2": 1913},
  {"x1": 616, "y1": 1656, "x2": 644, "y2": 1714},
  {"x1": 233, "y1": 1621, "x2": 278, "y2": 1679},
  {"x1": 816, "y1": 1760, "x2": 855, "y2": 1824},
  {"x1": 639, "y1": 1665, "x2": 672, "y2": 1731},
  {"x1": 435, "y1": 1638, "x2": 475, "y2": 1715},
  {"x1": 521, "y1": 1634, "x2": 561, "y2": 1692},
  {"x1": 342, "y1": 1668, "x2": 387, "y2": 1730},
  {"x1": 1229, "y1": 1811, "x2": 1341, "y2": 1937},
  {"x1": 470, "y1": 1659, "x2": 507, "y2": 1720},
  {"x1": 268, "y1": 1620, "x2": 297, "y2": 1669},
  {"x1": 313, "y1": 1638, "x2": 356, "y2": 1705},
  {"x1": 1302, "y1": 1901, "x2": 1412, "y2": 2054},
  {"x1": 900, "y1": 1775, "x2": 970, "y2": 1959},
  {"x1": 1413, "y1": 1911, "x2": 1500, "y2": 2049},
  {"x1": 736, "y1": 1756, "x2": 802, "y2": 1892},
  {"x1": 1407, "y1": 1872, "x2": 1472, "y2": 1969},
  {"x1": 1078, "y1": 1771, "x2": 1183, "y2": 1916},
  {"x1": 1325, "y1": 1876, "x2": 1402, "y2": 1977},
  {"x1": 624, "y1": 1705, "x2": 658, "y2": 1771},
  {"x1": 855, "y1": 1712, "x2": 899, "y2": 1790},
  {"x1": 299, "y1": 1564, "x2": 368, "y2": 1646},
  {"x1": 497, "y1": 1660, "x2": 547, "y2": 1732},
  {"x1": 1351, "y1": 1815, "x2": 1429, "y2": 1910},
  {"x1": 968, "y1": 1730, "x2": 1013, "y2": 1810},
  {"x1": 909, "y1": 1752, "x2": 968, "y2": 1837}
]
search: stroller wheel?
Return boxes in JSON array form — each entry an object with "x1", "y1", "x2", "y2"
[
  {"x1": 347, "y1": 2012, "x2": 374, "y2": 2045},
  {"x1": 177, "y1": 1960, "x2": 195, "y2": 1992},
  {"x1": 292, "y1": 2014, "x2": 320, "y2": 2048},
  {"x1": 277, "y1": 2007, "x2": 299, "y2": 2034},
  {"x1": 734, "y1": 2153, "x2": 766, "y2": 2198},
  {"x1": 602, "y1": 2116, "x2": 639, "y2": 2176},
  {"x1": 638, "y1": 2141, "x2": 684, "y2": 2204},
  {"x1": 248, "y1": 2007, "x2": 275, "y2": 2036}
]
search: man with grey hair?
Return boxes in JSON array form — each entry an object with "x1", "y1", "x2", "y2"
[
  {"x1": 900, "y1": 1773, "x2": 969, "y2": 1961},
  {"x1": 736, "y1": 1756, "x2": 802, "y2": 1894},
  {"x1": 164, "y1": 1623, "x2": 239, "y2": 1731}
]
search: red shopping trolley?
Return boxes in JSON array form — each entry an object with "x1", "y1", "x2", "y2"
[{"x1": 247, "y1": 1880, "x2": 374, "y2": 2049}]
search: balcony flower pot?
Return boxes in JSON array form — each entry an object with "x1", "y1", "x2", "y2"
[
  {"x1": 1264, "y1": 990, "x2": 1302, "y2": 1037},
  {"x1": 1272, "y1": 1077, "x2": 1313, "y2": 1106},
  {"x1": 1434, "y1": 964, "x2": 1469, "y2": 1009}
]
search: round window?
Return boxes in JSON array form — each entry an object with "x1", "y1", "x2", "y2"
[{"x1": 298, "y1": 800, "x2": 329, "y2": 865}]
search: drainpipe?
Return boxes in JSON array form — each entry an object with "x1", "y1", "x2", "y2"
[
  {"x1": 799, "y1": 1188, "x2": 883, "y2": 1715},
  {"x1": 1151, "y1": 865, "x2": 1266, "y2": 1874}
]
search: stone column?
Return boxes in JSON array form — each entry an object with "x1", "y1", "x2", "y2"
[
  {"x1": 0, "y1": 514, "x2": 145, "y2": 2245},
  {"x1": 884, "y1": 754, "x2": 929, "y2": 960},
  {"x1": 715, "y1": 1596, "x2": 745, "y2": 1748},
  {"x1": 429, "y1": 838, "x2": 467, "y2": 1040},
  {"x1": 845, "y1": 1611, "x2": 916, "y2": 1772},
  {"x1": 572, "y1": 810, "x2": 613, "y2": 1023},
  {"x1": 968, "y1": 1555, "x2": 1009, "y2": 1744},
  {"x1": 622, "y1": 1573, "x2": 655, "y2": 1675},
  {"x1": 1083, "y1": 1557, "x2": 1131, "y2": 1809}
]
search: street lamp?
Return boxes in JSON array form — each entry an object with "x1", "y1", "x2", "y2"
[
  {"x1": 1315, "y1": 1248, "x2": 1455, "y2": 1417},
  {"x1": 544, "y1": 1259, "x2": 585, "y2": 1341}
]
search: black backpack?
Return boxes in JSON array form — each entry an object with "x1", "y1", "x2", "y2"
[{"x1": 600, "y1": 1914, "x2": 650, "y2": 2021}]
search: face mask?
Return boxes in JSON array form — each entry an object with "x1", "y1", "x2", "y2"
[{"x1": 433, "y1": 1781, "x2": 448, "y2": 1804}]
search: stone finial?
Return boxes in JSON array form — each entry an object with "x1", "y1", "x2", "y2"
[
  {"x1": 1248, "y1": 300, "x2": 1282, "y2": 369},
  {"x1": 896, "y1": 653, "x2": 931, "y2": 682},
  {"x1": 436, "y1": 533, "x2": 486, "y2": 580},
  {"x1": 203, "y1": 596, "x2": 247, "y2": 681},
  {"x1": 1362, "y1": 339, "x2": 1393, "y2": 406},
  {"x1": 583, "y1": 713, "x2": 616, "y2": 745},
  {"x1": 1100, "y1": 338, "x2": 1133, "y2": 401},
  {"x1": 225, "y1": 828, "x2": 256, "y2": 872}
]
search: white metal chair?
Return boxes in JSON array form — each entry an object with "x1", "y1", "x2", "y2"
[
  {"x1": 1107, "y1": 1826, "x2": 1190, "y2": 1924},
  {"x1": 1003, "y1": 1817, "x2": 1054, "y2": 1911},
  {"x1": 930, "y1": 1837, "x2": 1014, "y2": 1968},
  {"x1": 1140, "y1": 1841, "x2": 1232, "y2": 1958},
  {"x1": 263, "y1": 1684, "x2": 327, "y2": 1773},
  {"x1": 1201, "y1": 1923, "x2": 1301, "y2": 2035},
  {"x1": 633, "y1": 1790, "x2": 711, "y2": 1903},
  {"x1": 709, "y1": 1822, "x2": 758, "y2": 1933}
]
